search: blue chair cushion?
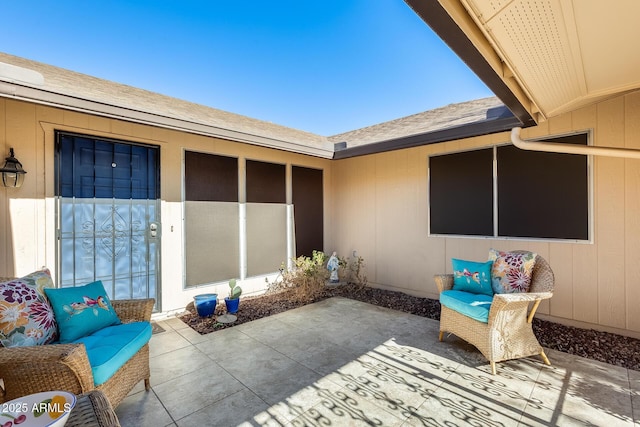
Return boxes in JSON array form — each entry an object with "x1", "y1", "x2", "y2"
[
  {"x1": 72, "y1": 321, "x2": 152, "y2": 386},
  {"x1": 440, "y1": 290, "x2": 493, "y2": 323}
]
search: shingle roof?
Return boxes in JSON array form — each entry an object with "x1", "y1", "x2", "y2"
[
  {"x1": 0, "y1": 52, "x2": 333, "y2": 157},
  {"x1": 328, "y1": 97, "x2": 504, "y2": 148},
  {"x1": 0, "y1": 52, "x2": 512, "y2": 158}
]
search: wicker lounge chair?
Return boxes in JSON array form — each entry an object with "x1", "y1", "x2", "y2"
[
  {"x1": 434, "y1": 251, "x2": 554, "y2": 374},
  {"x1": 0, "y1": 295, "x2": 154, "y2": 408}
]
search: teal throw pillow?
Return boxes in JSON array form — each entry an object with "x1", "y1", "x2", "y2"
[
  {"x1": 44, "y1": 280, "x2": 121, "y2": 343},
  {"x1": 451, "y1": 259, "x2": 494, "y2": 296}
]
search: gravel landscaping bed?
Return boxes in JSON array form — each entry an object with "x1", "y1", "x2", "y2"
[{"x1": 178, "y1": 285, "x2": 640, "y2": 371}]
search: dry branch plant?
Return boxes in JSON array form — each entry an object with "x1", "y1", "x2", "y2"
[
  {"x1": 266, "y1": 250, "x2": 368, "y2": 302},
  {"x1": 266, "y1": 250, "x2": 329, "y2": 303}
]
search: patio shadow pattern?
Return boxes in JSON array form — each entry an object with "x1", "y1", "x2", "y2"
[{"x1": 115, "y1": 297, "x2": 639, "y2": 426}]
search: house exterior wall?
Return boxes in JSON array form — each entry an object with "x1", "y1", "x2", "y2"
[
  {"x1": 0, "y1": 98, "x2": 332, "y2": 314},
  {"x1": 330, "y1": 90, "x2": 640, "y2": 339},
  {"x1": 3, "y1": 89, "x2": 640, "y2": 337}
]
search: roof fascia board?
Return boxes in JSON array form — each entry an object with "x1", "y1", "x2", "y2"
[
  {"x1": 332, "y1": 115, "x2": 522, "y2": 159},
  {"x1": 0, "y1": 82, "x2": 334, "y2": 159},
  {"x1": 403, "y1": 0, "x2": 537, "y2": 127}
]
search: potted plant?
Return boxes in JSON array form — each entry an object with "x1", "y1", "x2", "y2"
[
  {"x1": 193, "y1": 293, "x2": 217, "y2": 317},
  {"x1": 224, "y1": 279, "x2": 242, "y2": 314}
]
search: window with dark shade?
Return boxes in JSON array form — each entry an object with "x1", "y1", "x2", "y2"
[
  {"x1": 185, "y1": 151, "x2": 238, "y2": 202},
  {"x1": 428, "y1": 132, "x2": 590, "y2": 240},
  {"x1": 184, "y1": 151, "x2": 239, "y2": 287},
  {"x1": 246, "y1": 160, "x2": 286, "y2": 203},
  {"x1": 292, "y1": 166, "x2": 323, "y2": 257},
  {"x1": 429, "y1": 148, "x2": 494, "y2": 236},
  {"x1": 497, "y1": 134, "x2": 588, "y2": 239}
]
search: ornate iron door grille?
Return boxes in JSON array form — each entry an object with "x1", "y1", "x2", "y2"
[{"x1": 55, "y1": 132, "x2": 160, "y2": 309}]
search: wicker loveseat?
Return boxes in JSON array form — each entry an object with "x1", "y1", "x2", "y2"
[
  {"x1": 434, "y1": 250, "x2": 554, "y2": 375},
  {"x1": 0, "y1": 274, "x2": 154, "y2": 408}
]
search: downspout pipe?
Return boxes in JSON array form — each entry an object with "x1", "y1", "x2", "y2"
[{"x1": 511, "y1": 127, "x2": 640, "y2": 159}]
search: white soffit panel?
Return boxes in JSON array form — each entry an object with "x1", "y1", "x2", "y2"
[
  {"x1": 460, "y1": 0, "x2": 640, "y2": 118},
  {"x1": 465, "y1": 0, "x2": 582, "y2": 119},
  {"x1": 573, "y1": 1, "x2": 640, "y2": 96}
]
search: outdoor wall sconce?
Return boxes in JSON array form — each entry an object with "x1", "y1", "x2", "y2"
[{"x1": 1, "y1": 148, "x2": 27, "y2": 188}]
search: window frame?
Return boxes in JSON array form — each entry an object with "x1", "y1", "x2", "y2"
[{"x1": 428, "y1": 130, "x2": 593, "y2": 243}]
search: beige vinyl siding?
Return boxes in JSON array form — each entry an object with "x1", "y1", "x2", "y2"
[
  {"x1": 330, "y1": 90, "x2": 640, "y2": 338},
  {"x1": 4, "y1": 89, "x2": 640, "y2": 337},
  {"x1": 0, "y1": 97, "x2": 331, "y2": 314},
  {"x1": 596, "y1": 98, "x2": 626, "y2": 329},
  {"x1": 625, "y1": 93, "x2": 640, "y2": 332}
]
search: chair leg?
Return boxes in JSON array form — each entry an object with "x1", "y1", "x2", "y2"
[
  {"x1": 540, "y1": 349, "x2": 551, "y2": 366},
  {"x1": 438, "y1": 331, "x2": 444, "y2": 341},
  {"x1": 144, "y1": 378, "x2": 151, "y2": 391},
  {"x1": 490, "y1": 361, "x2": 497, "y2": 375}
]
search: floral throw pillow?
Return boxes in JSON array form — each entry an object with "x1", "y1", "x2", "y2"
[
  {"x1": 0, "y1": 268, "x2": 58, "y2": 347},
  {"x1": 488, "y1": 249, "x2": 537, "y2": 294}
]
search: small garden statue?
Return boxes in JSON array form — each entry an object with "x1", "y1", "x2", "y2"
[{"x1": 327, "y1": 251, "x2": 340, "y2": 283}]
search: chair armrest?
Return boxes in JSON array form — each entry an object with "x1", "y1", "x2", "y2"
[
  {"x1": 434, "y1": 274, "x2": 454, "y2": 293},
  {"x1": 0, "y1": 343, "x2": 94, "y2": 402},
  {"x1": 493, "y1": 292, "x2": 553, "y2": 304},
  {"x1": 489, "y1": 292, "x2": 553, "y2": 325},
  {"x1": 112, "y1": 298, "x2": 155, "y2": 323}
]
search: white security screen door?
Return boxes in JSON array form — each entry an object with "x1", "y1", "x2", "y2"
[{"x1": 55, "y1": 132, "x2": 160, "y2": 309}]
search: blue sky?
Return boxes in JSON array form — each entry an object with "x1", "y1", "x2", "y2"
[{"x1": 0, "y1": 1, "x2": 493, "y2": 135}]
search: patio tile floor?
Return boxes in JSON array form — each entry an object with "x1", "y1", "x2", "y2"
[{"x1": 115, "y1": 297, "x2": 639, "y2": 426}]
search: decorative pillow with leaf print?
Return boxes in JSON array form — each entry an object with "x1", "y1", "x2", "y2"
[
  {"x1": 0, "y1": 268, "x2": 58, "y2": 347},
  {"x1": 488, "y1": 249, "x2": 537, "y2": 294}
]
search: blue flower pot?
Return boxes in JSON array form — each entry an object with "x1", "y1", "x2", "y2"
[
  {"x1": 224, "y1": 297, "x2": 240, "y2": 314},
  {"x1": 194, "y1": 293, "x2": 218, "y2": 317}
]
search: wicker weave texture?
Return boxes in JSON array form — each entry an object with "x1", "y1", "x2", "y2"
[
  {"x1": 67, "y1": 390, "x2": 121, "y2": 427},
  {"x1": 96, "y1": 344, "x2": 150, "y2": 407},
  {"x1": 112, "y1": 299, "x2": 155, "y2": 323},
  {"x1": 0, "y1": 297, "x2": 154, "y2": 408},
  {"x1": 437, "y1": 252, "x2": 554, "y2": 373}
]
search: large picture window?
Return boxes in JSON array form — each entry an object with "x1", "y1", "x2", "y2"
[
  {"x1": 429, "y1": 133, "x2": 590, "y2": 240},
  {"x1": 292, "y1": 166, "x2": 324, "y2": 257},
  {"x1": 184, "y1": 152, "x2": 239, "y2": 286},
  {"x1": 245, "y1": 160, "x2": 287, "y2": 277}
]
